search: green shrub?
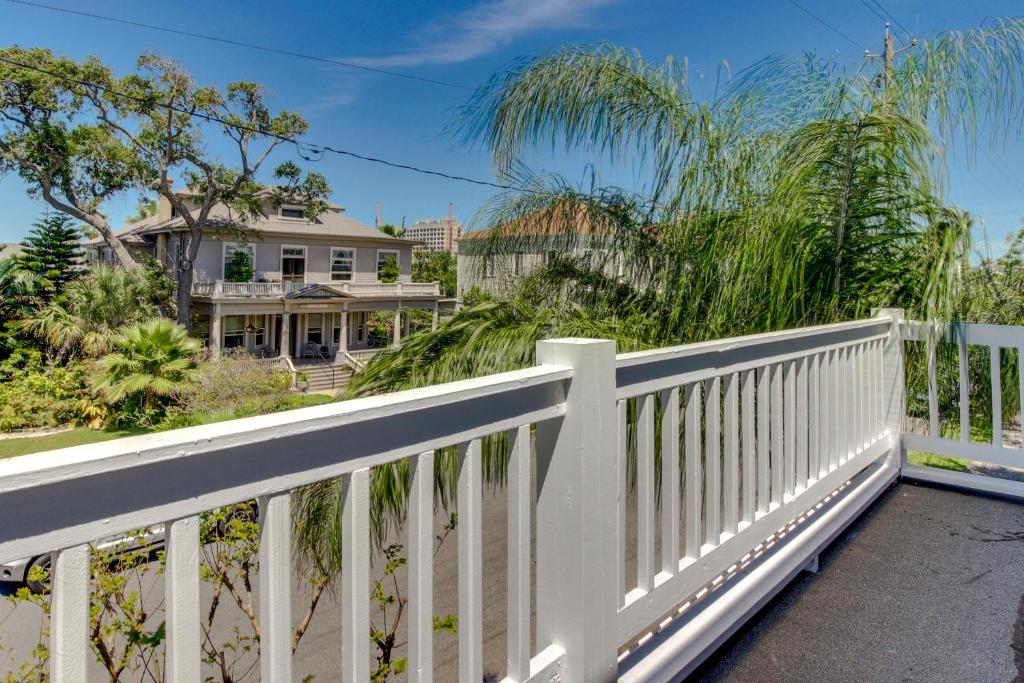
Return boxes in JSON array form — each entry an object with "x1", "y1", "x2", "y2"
[{"x1": 0, "y1": 361, "x2": 92, "y2": 431}]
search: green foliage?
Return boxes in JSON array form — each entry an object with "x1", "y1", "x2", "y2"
[
  {"x1": 378, "y1": 224, "x2": 405, "y2": 238},
  {"x1": 413, "y1": 250, "x2": 457, "y2": 297},
  {"x1": 225, "y1": 247, "x2": 254, "y2": 283},
  {"x1": 125, "y1": 198, "x2": 157, "y2": 223},
  {"x1": 139, "y1": 255, "x2": 176, "y2": 319},
  {"x1": 90, "y1": 319, "x2": 202, "y2": 419},
  {"x1": 0, "y1": 359, "x2": 92, "y2": 432},
  {"x1": 378, "y1": 254, "x2": 399, "y2": 283},
  {"x1": 15, "y1": 213, "x2": 82, "y2": 303},
  {"x1": 21, "y1": 265, "x2": 158, "y2": 358}
]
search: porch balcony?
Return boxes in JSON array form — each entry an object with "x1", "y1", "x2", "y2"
[
  {"x1": 3, "y1": 311, "x2": 1023, "y2": 681},
  {"x1": 191, "y1": 279, "x2": 441, "y2": 299}
]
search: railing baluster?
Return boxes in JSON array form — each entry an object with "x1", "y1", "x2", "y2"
[
  {"x1": 796, "y1": 357, "x2": 808, "y2": 491},
  {"x1": 959, "y1": 328, "x2": 970, "y2": 442},
  {"x1": 808, "y1": 354, "x2": 819, "y2": 483},
  {"x1": 409, "y1": 452, "x2": 435, "y2": 683},
  {"x1": 616, "y1": 400, "x2": 627, "y2": 605},
  {"x1": 507, "y1": 428, "x2": 531, "y2": 682},
  {"x1": 770, "y1": 363, "x2": 784, "y2": 507},
  {"x1": 854, "y1": 344, "x2": 864, "y2": 453},
  {"x1": 660, "y1": 387, "x2": 681, "y2": 574},
  {"x1": 869, "y1": 341, "x2": 879, "y2": 440},
  {"x1": 705, "y1": 377, "x2": 721, "y2": 546},
  {"x1": 928, "y1": 331, "x2": 939, "y2": 437},
  {"x1": 342, "y1": 468, "x2": 371, "y2": 683},
  {"x1": 783, "y1": 360, "x2": 796, "y2": 498},
  {"x1": 839, "y1": 347, "x2": 850, "y2": 463},
  {"x1": 458, "y1": 439, "x2": 483, "y2": 682},
  {"x1": 166, "y1": 515, "x2": 201, "y2": 682},
  {"x1": 723, "y1": 374, "x2": 739, "y2": 535},
  {"x1": 50, "y1": 544, "x2": 90, "y2": 682},
  {"x1": 1019, "y1": 346, "x2": 1024, "y2": 444},
  {"x1": 684, "y1": 382, "x2": 703, "y2": 558},
  {"x1": 991, "y1": 346, "x2": 1003, "y2": 447},
  {"x1": 259, "y1": 492, "x2": 292, "y2": 683},
  {"x1": 741, "y1": 369, "x2": 756, "y2": 523},
  {"x1": 756, "y1": 367, "x2": 769, "y2": 512},
  {"x1": 821, "y1": 350, "x2": 832, "y2": 477},
  {"x1": 637, "y1": 393, "x2": 656, "y2": 592}
]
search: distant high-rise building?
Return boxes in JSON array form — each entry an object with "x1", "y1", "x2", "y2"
[{"x1": 403, "y1": 214, "x2": 462, "y2": 253}]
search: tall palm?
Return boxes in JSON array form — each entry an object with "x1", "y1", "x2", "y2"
[
  {"x1": 297, "y1": 20, "x2": 1024, "y2": 571},
  {"x1": 90, "y1": 319, "x2": 202, "y2": 411},
  {"x1": 21, "y1": 265, "x2": 157, "y2": 358},
  {"x1": 0, "y1": 257, "x2": 38, "y2": 319}
]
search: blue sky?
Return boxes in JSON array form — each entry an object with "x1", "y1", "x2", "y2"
[{"x1": 0, "y1": 0, "x2": 1021, "y2": 256}]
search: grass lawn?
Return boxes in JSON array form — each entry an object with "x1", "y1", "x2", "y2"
[
  {"x1": 906, "y1": 451, "x2": 970, "y2": 473},
  {"x1": 0, "y1": 393, "x2": 337, "y2": 460},
  {"x1": 0, "y1": 428, "x2": 139, "y2": 459}
]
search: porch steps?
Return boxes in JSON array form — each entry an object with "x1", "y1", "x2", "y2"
[{"x1": 298, "y1": 363, "x2": 353, "y2": 392}]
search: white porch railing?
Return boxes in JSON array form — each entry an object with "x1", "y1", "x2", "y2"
[
  {"x1": 900, "y1": 320, "x2": 1024, "y2": 498},
  {"x1": 191, "y1": 280, "x2": 441, "y2": 298},
  {"x1": 0, "y1": 312, "x2": 912, "y2": 681}
]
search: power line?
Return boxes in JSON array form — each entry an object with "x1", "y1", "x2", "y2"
[
  {"x1": 857, "y1": 0, "x2": 888, "y2": 26},
  {"x1": 866, "y1": 0, "x2": 913, "y2": 39},
  {"x1": 1, "y1": 0, "x2": 474, "y2": 92},
  {"x1": 0, "y1": 55, "x2": 520, "y2": 195},
  {"x1": 785, "y1": 0, "x2": 868, "y2": 52}
]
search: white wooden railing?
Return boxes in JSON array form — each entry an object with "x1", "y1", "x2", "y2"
[
  {"x1": 191, "y1": 280, "x2": 441, "y2": 298},
  {"x1": 0, "y1": 312, "x2": 910, "y2": 681},
  {"x1": 900, "y1": 320, "x2": 1024, "y2": 498}
]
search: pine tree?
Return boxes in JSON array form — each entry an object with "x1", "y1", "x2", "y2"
[{"x1": 17, "y1": 214, "x2": 82, "y2": 302}]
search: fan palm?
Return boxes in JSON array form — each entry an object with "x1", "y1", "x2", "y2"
[
  {"x1": 0, "y1": 257, "x2": 38, "y2": 319},
  {"x1": 90, "y1": 319, "x2": 202, "y2": 410},
  {"x1": 21, "y1": 265, "x2": 157, "y2": 357}
]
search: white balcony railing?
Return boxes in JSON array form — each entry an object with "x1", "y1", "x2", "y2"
[
  {"x1": 191, "y1": 279, "x2": 441, "y2": 298},
  {"x1": 18, "y1": 309, "x2": 1014, "y2": 681}
]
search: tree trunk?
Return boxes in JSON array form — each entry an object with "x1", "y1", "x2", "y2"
[{"x1": 175, "y1": 228, "x2": 203, "y2": 329}]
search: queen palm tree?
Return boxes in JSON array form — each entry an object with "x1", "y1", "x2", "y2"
[
  {"x1": 90, "y1": 319, "x2": 202, "y2": 411},
  {"x1": 295, "y1": 19, "x2": 1024, "y2": 570}
]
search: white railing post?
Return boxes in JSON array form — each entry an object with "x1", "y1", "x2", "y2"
[
  {"x1": 535, "y1": 338, "x2": 618, "y2": 681},
  {"x1": 874, "y1": 308, "x2": 906, "y2": 469}
]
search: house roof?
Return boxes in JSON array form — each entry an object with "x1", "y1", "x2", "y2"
[
  {"x1": 85, "y1": 197, "x2": 423, "y2": 247},
  {"x1": 0, "y1": 243, "x2": 25, "y2": 259},
  {"x1": 456, "y1": 204, "x2": 612, "y2": 243}
]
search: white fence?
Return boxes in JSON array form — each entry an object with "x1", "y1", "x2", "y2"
[
  {"x1": 900, "y1": 320, "x2": 1024, "y2": 499},
  {"x1": 0, "y1": 312, "x2": 909, "y2": 681}
]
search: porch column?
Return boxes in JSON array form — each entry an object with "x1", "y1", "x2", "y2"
[
  {"x1": 279, "y1": 312, "x2": 290, "y2": 358},
  {"x1": 340, "y1": 309, "x2": 349, "y2": 352},
  {"x1": 393, "y1": 307, "x2": 402, "y2": 348},
  {"x1": 431, "y1": 302, "x2": 439, "y2": 332},
  {"x1": 210, "y1": 314, "x2": 223, "y2": 358}
]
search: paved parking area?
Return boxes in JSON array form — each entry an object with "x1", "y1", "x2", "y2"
[{"x1": 693, "y1": 482, "x2": 1024, "y2": 682}]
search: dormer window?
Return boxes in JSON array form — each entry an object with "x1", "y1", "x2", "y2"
[{"x1": 279, "y1": 206, "x2": 306, "y2": 220}]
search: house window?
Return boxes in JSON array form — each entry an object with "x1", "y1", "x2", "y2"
[
  {"x1": 223, "y1": 243, "x2": 254, "y2": 281},
  {"x1": 282, "y1": 246, "x2": 306, "y2": 283},
  {"x1": 224, "y1": 316, "x2": 246, "y2": 349},
  {"x1": 330, "y1": 248, "x2": 355, "y2": 281},
  {"x1": 307, "y1": 313, "x2": 323, "y2": 345},
  {"x1": 485, "y1": 254, "x2": 496, "y2": 278},
  {"x1": 333, "y1": 315, "x2": 342, "y2": 346},
  {"x1": 377, "y1": 249, "x2": 399, "y2": 280},
  {"x1": 280, "y1": 207, "x2": 305, "y2": 219},
  {"x1": 513, "y1": 252, "x2": 524, "y2": 275},
  {"x1": 251, "y1": 315, "x2": 266, "y2": 347}
]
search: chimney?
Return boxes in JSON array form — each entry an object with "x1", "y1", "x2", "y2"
[{"x1": 157, "y1": 179, "x2": 175, "y2": 221}]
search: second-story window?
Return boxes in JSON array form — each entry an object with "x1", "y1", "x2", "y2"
[
  {"x1": 280, "y1": 206, "x2": 306, "y2": 220},
  {"x1": 223, "y1": 243, "x2": 254, "y2": 282},
  {"x1": 282, "y1": 246, "x2": 306, "y2": 283},
  {"x1": 331, "y1": 248, "x2": 354, "y2": 281},
  {"x1": 377, "y1": 249, "x2": 399, "y2": 282}
]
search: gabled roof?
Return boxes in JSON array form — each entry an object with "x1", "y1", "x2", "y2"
[
  {"x1": 85, "y1": 196, "x2": 423, "y2": 247},
  {"x1": 284, "y1": 283, "x2": 353, "y2": 299}
]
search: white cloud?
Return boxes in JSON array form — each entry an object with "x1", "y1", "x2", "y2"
[{"x1": 347, "y1": 0, "x2": 618, "y2": 68}]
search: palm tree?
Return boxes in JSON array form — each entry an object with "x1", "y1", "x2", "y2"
[
  {"x1": 90, "y1": 319, "x2": 202, "y2": 411},
  {"x1": 296, "y1": 20, "x2": 1024, "y2": 570},
  {"x1": 0, "y1": 257, "x2": 38, "y2": 319},
  {"x1": 21, "y1": 265, "x2": 157, "y2": 358}
]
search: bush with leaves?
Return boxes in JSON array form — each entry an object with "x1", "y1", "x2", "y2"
[
  {"x1": 0, "y1": 358, "x2": 93, "y2": 432},
  {"x1": 90, "y1": 319, "x2": 202, "y2": 428}
]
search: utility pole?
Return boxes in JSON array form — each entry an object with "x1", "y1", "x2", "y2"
[{"x1": 865, "y1": 22, "x2": 917, "y2": 106}]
